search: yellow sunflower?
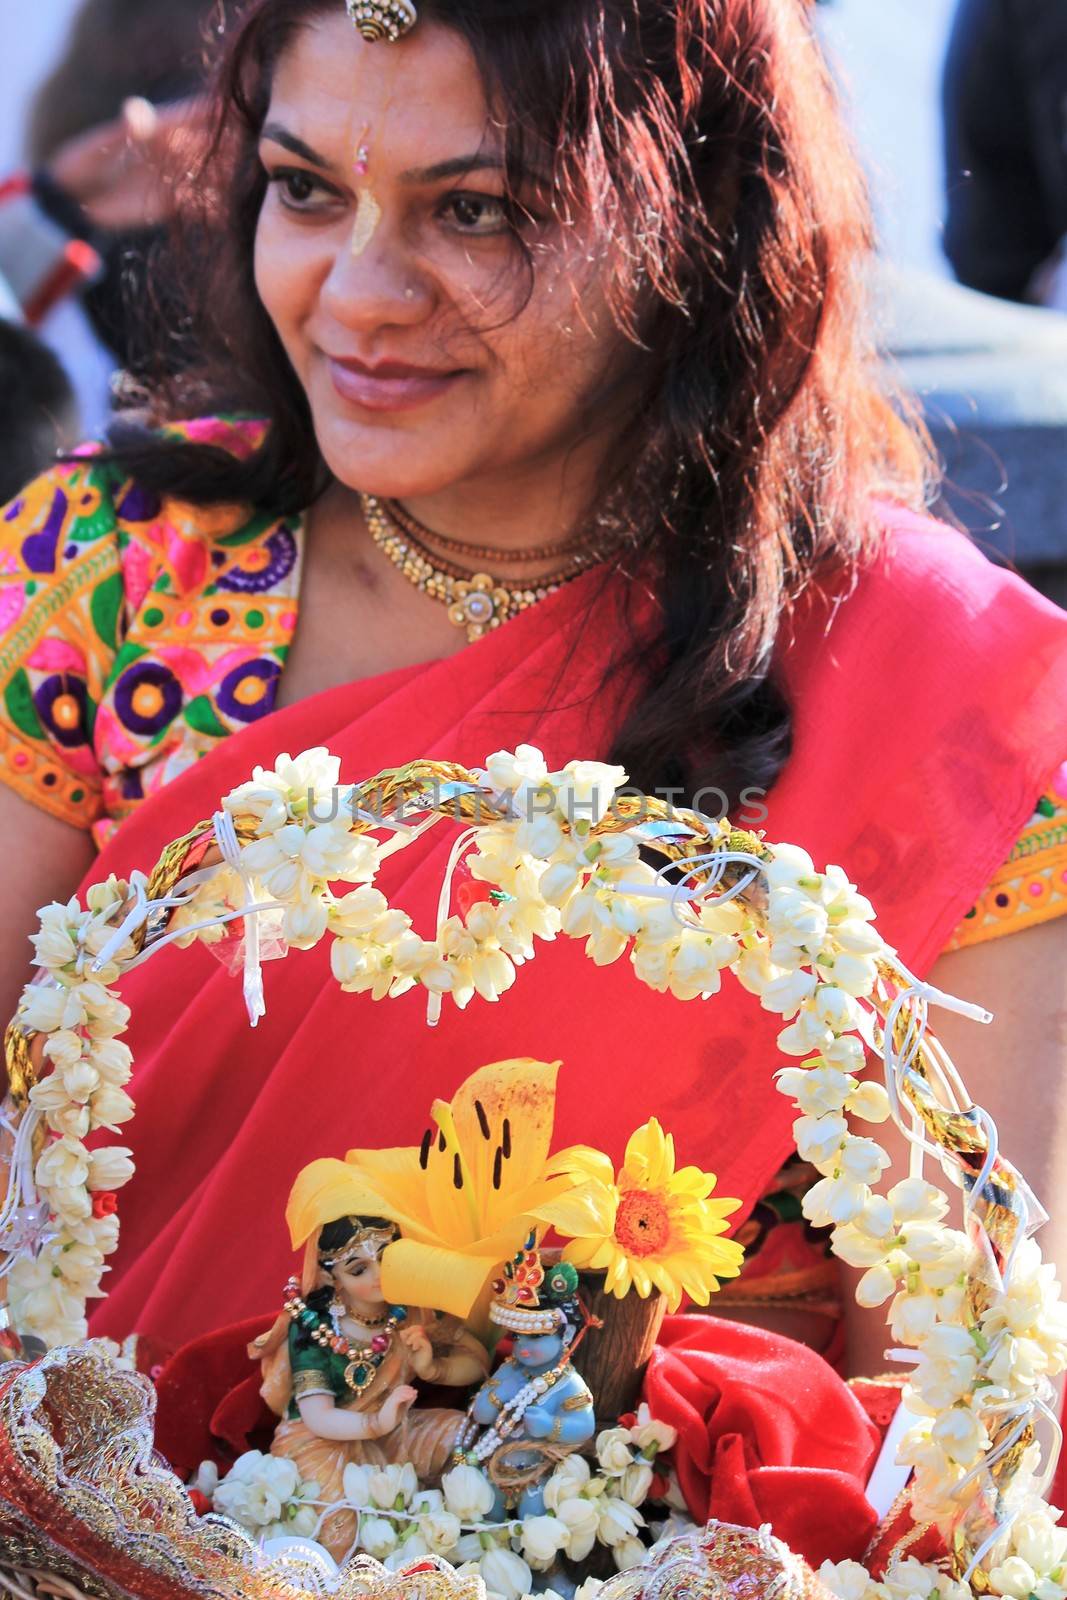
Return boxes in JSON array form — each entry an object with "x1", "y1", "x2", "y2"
[{"x1": 533, "y1": 1117, "x2": 744, "y2": 1311}]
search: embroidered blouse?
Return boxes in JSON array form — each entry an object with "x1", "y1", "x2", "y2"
[{"x1": 0, "y1": 411, "x2": 1063, "y2": 952}]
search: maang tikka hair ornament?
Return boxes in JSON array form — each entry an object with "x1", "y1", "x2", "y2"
[{"x1": 345, "y1": 0, "x2": 418, "y2": 41}]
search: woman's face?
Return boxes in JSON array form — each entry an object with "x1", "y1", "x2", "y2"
[
  {"x1": 254, "y1": 11, "x2": 628, "y2": 500},
  {"x1": 331, "y1": 1249, "x2": 385, "y2": 1308}
]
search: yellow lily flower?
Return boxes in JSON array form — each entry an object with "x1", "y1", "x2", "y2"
[
  {"x1": 533, "y1": 1116, "x2": 745, "y2": 1313},
  {"x1": 289, "y1": 1058, "x2": 590, "y2": 1322}
]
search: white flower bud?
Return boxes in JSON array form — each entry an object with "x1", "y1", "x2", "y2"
[
  {"x1": 987, "y1": 1558, "x2": 1039, "y2": 1599},
  {"x1": 87, "y1": 1146, "x2": 135, "y2": 1191},
  {"x1": 596, "y1": 1427, "x2": 635, "y2": 1476},
  {"x1": 555, "y1": 1497, "x2": 600, "y2": 1561},
  {"x1": 442, "y1": 1464, "x2": 495, "y2": 1521},
  {"x1": 420, "y1": 1510, "x2": 462, "y2": 1558},
  {"x1": 520, "y1": 1514, "x2": 569, "y2": 1569},
  {"x1": 359, "y1": 1516, "x2": 399, "y2": 1560},
  {"x1": 856, "y1": 1263, "x2": 898, "y2": 1308},
  {"x1": 614, "y1": 1536, "x2": 648, "y2": 1572},
  {"x1": 846, "y1": 1082, "x2": 891, "y2": 1123},
  {"x1": 793, "y1": 1113, "x2": 847, "y2": 1165},
  {"x1": 479, "y1": 1546, "x2": 532, "y2": 1600}
]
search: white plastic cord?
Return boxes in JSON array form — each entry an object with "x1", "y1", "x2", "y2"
[
  {"x1": 0, "y1": 1105, "x2": 46, "y2": 1275},
  {"x1": 963, "y1": 1513, "x2": 1020, "y2": 1587},
  {"x1": 426, "y1": 824, "x2": 480, "y2": 1027},
  {"x1": 214, "y1": 808, "x2": 266, "y2": 1027},
  {"x1": 89, "y1": 866, "x2": 225, "y2": 975},
  {"x1": 614, "y1": 847, "x2": 765, "y2": 927}
]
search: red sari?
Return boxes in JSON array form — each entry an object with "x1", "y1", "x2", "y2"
[{"x1": 85, "y1": 503, "x2": 1067, "y2": 1346}]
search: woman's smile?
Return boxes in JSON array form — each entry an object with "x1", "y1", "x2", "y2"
[{"x1": 324, "y1": 352, "x2": 469, "y2": 412}]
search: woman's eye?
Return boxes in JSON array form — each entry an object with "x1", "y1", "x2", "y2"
[
  {"x1": 267, "y1": 167, "x2": 337, "y2": 212},
  {"x1": 442, "y1": 192, "x2": 530, "y2": 236}
]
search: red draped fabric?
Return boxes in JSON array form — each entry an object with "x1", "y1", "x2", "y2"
[
  {"x1": 84, "y1": 504, "x2": 1067, "y2": 1346},
  {"x1": 643, "y1": 1315, "x2": 882, "y2": 1565}
]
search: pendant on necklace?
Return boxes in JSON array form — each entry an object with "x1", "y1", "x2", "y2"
[
  {"x1": 344, "y1": 1357, "x2": 379, "y2": 1395},
  {"x1": 447, "y1": 574, "x2": 512, "y2": 640}
]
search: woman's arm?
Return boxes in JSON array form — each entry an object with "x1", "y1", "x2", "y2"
[
  {"x1": 297, "y1": 1383, "x2": 418, "y2": 1441},
  {"x1": 432, "y1": 1326, "x2": 490, "y2": 1387},
  {"x1": 0, "y1": 784, "x2": 96, "y2": 1074},
  {"x1": 399, "y1": 1322, "x2": 488, "y2": 1387},
  {"x1": 844, "y1": 915, "x2": 1067, "y2": 1377}
]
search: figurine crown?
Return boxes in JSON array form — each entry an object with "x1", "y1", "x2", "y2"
[
  {"x1": 319, "y1": 1218, "x2": 398, "y2": 1269},
  {"x1": 489, "y1": 1233, "x2": 580, "y2": 1333},
  {"x1": 345, "y1": 0, "x2": 418, "y2": 41}
]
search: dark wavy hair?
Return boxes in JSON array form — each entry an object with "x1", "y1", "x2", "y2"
[{"x1": 103, "y1": 0, "x2": 935, "y2": 805}]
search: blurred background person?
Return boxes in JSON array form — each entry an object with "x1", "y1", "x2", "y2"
[
  {"x1": 0, "y1": 272, "x2": 79, "y2": 502},
  {"x1": 0, "y1": 0, "x2": 214, "y2": 442},
  {"x1": 942, "y1": 0, "x2": 1067, "y2": 308},
  {"x1": 819, "y1": 0, "x2": 1067, "y2": 604}
]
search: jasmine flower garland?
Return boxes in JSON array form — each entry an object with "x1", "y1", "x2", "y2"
[
  {"x1": 199, "y1": 1421, "x2": 680, "y2": 1582},
  {"x1": 2, "y1": 742, "x2": 1065, "y2": 1594}
]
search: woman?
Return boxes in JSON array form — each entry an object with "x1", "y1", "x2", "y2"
[
  {"x1": 0, "y1": 0, "x2": 1065, "y2": 1374},
  {"x1": 254, "y1": 1202, "x2": 488, "y2": 1560}
]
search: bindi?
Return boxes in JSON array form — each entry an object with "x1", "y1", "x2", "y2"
[
  {"x1": 349, "y1": 123, "x2": 382, "y2": 256},
  {"x1": 354, "y1": 122, "x2": 372, "y2": 179}
]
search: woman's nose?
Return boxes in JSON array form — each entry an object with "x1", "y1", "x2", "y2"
[{"x1": 319, "y1": 209, "x2": 427, "y2": 330}]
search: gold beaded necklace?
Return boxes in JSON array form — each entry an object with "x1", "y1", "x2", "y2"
[
  {"x1": 384, "y1": 497, "x2": 585, "y2": 565},
  {"x1": 360, "y1": 494, "x2": 600, "y2": 642}
]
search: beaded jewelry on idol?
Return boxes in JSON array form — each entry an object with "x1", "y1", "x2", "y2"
[
  {"x1": 283, "y1": 1276, "x2": 409, "y2": 1396},
  {"x1": 361, "y1": 494, "x2": 601, "y2": 642},
  {"x1": 345, "y1": 0, "x2": 418, "y2": 42}
]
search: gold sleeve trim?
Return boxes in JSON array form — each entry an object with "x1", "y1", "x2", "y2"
[
  {"x1": 945, "y1": 775, "x2": 1067, "y2": 952},
  {"x1": 292, "y1": 1370, "x2": 334, "y2": 1402},
  {"x1": 0, "y1": 728, "x2": 101, "y2": 830}
]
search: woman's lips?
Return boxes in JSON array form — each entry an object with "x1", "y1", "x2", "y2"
[{"x1": 327, "y1": 358, "x2": 465, "y2": 413}]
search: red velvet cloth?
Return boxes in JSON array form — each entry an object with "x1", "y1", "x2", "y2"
[
  {"x1": 80, "y1": 505, "x2": 1067, "y2": 1346},
  {"x1": 645, "y1": 1315, "x2": 881, "y2": 1567},
  {"x1": 151, "y1": 1314, "x2": 278, "y2": 1481}
]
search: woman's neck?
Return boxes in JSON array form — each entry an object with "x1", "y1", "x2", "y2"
[
  {"x1": 347, "y1": 427, "x2": 616, "y2": 565},
  {"x1": 342, "y1": 1299, "x2": 388, "y2": 1324}
]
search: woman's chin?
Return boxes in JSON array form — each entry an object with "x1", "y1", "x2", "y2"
[{"x1": 317, "y1": 426, "x2": 477, "y2": 501}]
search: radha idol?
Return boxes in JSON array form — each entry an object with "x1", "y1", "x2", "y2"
[{"x1": 252, "y1": 1168, "x2": 489, "y2": 1558}]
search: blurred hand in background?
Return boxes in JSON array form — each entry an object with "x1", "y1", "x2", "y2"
[{"x1": 46, "y1": 94, "x2": 212, "y2": 232}]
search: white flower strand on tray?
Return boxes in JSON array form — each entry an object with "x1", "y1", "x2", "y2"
[
  {"x1": 2, "y1": 741, "x2": 1066, "y2": 1593},
  {"x1": 203, "y1": 1421, "x2": 680, "y2": 1586}
]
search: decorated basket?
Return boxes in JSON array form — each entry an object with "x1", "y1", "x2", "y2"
[{"x1": 1, "y1": 747, "x2": 1064, "y2": 1600}]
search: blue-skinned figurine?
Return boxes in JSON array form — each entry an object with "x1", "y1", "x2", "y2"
[{"x1": 458, "y1": 1241, "x2": 597, "y2": 1518}]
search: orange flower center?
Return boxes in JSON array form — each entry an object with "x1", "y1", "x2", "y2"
[
  {"x1": 614, "y1": 1187, "x2": 671, "y2": 1257},
  {"x1": 131, "y1": 683, "x2": 164, "y2": 719},
  {"x1": 234, "y1": 674, "x2": 268, "y2": 706},
  {"x1": 52, "y1": 693, "x2": 81, "y2": 731}
]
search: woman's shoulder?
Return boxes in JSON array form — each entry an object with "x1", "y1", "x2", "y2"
[
  {"x1": 151, "y1": 413, "x2": 272, "y2": 461},
  {"x1": 0, "y1": 414, "x2": 284, "y2": 585},
  {"x1": 0, "y1": 414, "x2": 298, "y2": 832},
  {"x1": 864, "y1": 498, "x2": 1058, "y2": 615},
  {"x1": 794, "y1": 498, "x2": 1067, "y2": 655},
  {"x1": 1, "y1": 414, "x2": 273, "y2": 536}
]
